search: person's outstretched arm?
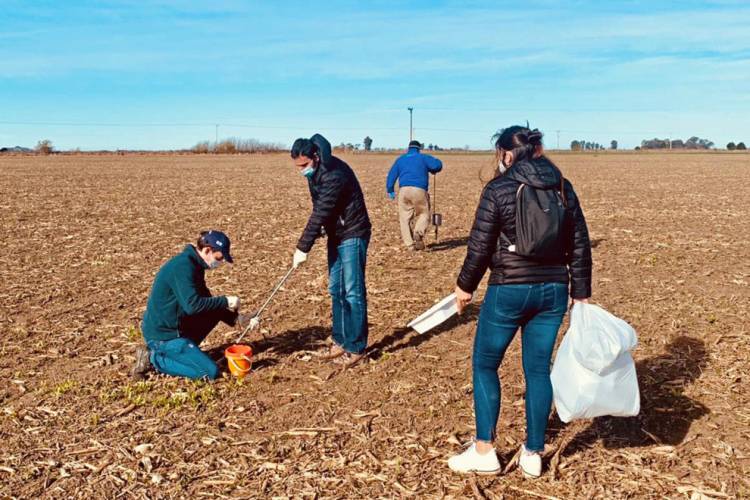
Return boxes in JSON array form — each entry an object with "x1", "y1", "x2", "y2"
[
  {"x1": 457, "y1": 185, "x2": 502, "y2": 294},
  {"x1": 386, "y1": 160, "x2": 400, "y2": 195},
  {"x1": 172, "y1": 267, "x2": 229, "y2": 315},
  {"x1": 297, "y1": 171, "x2": 343, "y2": 253},
  {"x1": 424, "y1": 155, "x2": 443, "y2": 174},
  {"x1": 566, "y1": 182, "x2": 592, "y2": 299}
]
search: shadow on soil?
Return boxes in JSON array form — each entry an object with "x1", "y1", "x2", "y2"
[
  {"x1": 368, "y1": 303, "x2": 479, "y2": 359},
  {"x1": 207, "y1": 303, "x2": 480, "y2": 371},
  {"x1": 550, "y1": 335, "x2": 709, "y2": 453},
  {"x1": 207, "y1": 326, "x2": 333, "y2": 372},
  {"x1": 428, "y1": 236, "x2": 469, "y2": 252}
]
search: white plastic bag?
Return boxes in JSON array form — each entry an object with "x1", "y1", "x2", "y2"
[{"x1": 551, "y1": 303, "x2": 640, "y2": 423}]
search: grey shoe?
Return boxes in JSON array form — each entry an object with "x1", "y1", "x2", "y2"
[
  {"x1": 131, "y1": 345, "x2": 152, "y2": 380},
  {"x1": 333, "y1": 351, "x2": 366, "y2": 368}
]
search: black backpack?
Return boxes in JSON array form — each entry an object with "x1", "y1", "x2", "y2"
[{"x1": 501, "y1": 177, "x2": 568, "y2": 261}]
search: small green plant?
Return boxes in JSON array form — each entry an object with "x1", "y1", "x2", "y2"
[
  {"x1": 123, "y1": 381, "x2": 151, "y2": 405},
  {"x1": 54, "y1": 380, "x2": 77, "y2": 397},
  {"x1": 102, "y1": 381, "x2": 152, "y2": 406},
  {"x1": 152, "y1": 391, "x2": 189, "y2": 410},
  {"x1": 126, "y1": 325, "x2": 142, "y2": 342},
  {"x1": 186, "y1": 381, "x2": 217, "y2": 407},
  {"x1": 89, "y1": 413, "x2": 100, "y2": 426}
]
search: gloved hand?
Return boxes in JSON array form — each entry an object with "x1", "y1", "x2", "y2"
[
  {"x1": 237, "y1": 312, "x2": 259, "y2": 330},
  {"x1": 226, "y1": 295, "x2": 241, "y2": 311},
  {"x1": 293, "y1": 249, "x2": 308, "y2": 269},
  {"x1": 388, "y1": 192, "x2": 396, "y2": 200}
]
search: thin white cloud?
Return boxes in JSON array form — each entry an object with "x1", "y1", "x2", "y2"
[{"x1": 2, "y1": 2, "x2": 749, "y2": 81}]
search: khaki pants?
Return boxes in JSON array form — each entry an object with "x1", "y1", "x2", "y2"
[{"x1": 397, "y1": 186, "x2": 430, "y2": 248}]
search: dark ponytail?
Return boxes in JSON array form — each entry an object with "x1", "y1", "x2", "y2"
[
  {"x1": 492, "y1": 125, "x2": 567, "y2": 204},
  {"x1": 492, "y1": 125, "x2": 544, "y2": 165}
]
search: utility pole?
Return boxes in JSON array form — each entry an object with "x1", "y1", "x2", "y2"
[
  {"x1": 407, "y1": 107, "x2": 414, "y2": 142},
  {"x1": 556, "y1": 130, "x2": 560, "y2": 150},
  {"x1": 215, "y1": 124, "x2": 219, "y2": 144}
]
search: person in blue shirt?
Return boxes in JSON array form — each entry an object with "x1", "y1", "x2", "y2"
[
  {"x1": 132, "y1": 230, "x2": 252, "y2": 380},
  {"x1": 386, "y1": 140, "x2": 443, "y2": 250}
]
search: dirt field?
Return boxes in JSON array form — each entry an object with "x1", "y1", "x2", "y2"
[{"x1": 1, "y1": 151, "x2": 748, "y2": 499}]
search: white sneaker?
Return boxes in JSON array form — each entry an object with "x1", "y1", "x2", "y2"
[
  {"x1": 519, "y1": 445, "x2": 542, "y2": 478},
  {"x1": 448, "y1": 442, "x2": 501, "y2": 474}
]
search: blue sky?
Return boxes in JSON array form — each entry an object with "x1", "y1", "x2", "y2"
[{"x1": 1, "y1": 0, "x2": 748, "y2": 150}]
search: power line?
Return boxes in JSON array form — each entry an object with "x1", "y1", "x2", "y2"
[{"x1": 0, "y1": 120, "x2": 695, "y2": 146}]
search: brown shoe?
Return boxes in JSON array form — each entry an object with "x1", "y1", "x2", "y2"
[
  {"x1": 318, "y1": 343, "x2": 346, "y2": 360},
  {"x1": 413, "y1": 235, "x2": 425, "y2": 251},
  {"x1": 131, "y1": 345, "x2": 152, "y2": 380},
  {"x1": 333, "y1": 351, "x2": 366, "y2": 368}
]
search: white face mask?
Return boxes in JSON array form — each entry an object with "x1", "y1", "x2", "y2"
[
  {"x1": 497, "y1": 158, "x2": 508, "y2": 175},
  {"x1": 203, "y1": 250, "x2": 224, "y2": 270}
]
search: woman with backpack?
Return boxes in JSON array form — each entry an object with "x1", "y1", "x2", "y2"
[{"x1": 448, "y1": 126, "x2": 592, "y2": 478}]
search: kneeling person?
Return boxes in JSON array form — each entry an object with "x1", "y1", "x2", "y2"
[{"x1": 133, "y1": 230, "x2": 243, "y2": 380}]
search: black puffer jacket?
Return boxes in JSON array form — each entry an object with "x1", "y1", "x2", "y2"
[
  {"x1": 457, "y1": 156, "x2": 592, "y2": 298},
  {"x1": 297, "y1": 134, "x2": 372, "y2": 253}
]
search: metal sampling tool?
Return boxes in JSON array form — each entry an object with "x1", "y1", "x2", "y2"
[
  {"x1": 235, "y1": 266, "x2": 295, "y2": 343},
  {"x1": 432, "y1": 173, "x2": 442, "y2": 241}
]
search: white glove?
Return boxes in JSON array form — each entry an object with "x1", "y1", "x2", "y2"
[
  {"x1": 293, "y1": 249, "x2": 308, "y2": 269},
  {"x1": 249, "y1": 317, "x2": 260, "y2": 331},
  {"x1": 226, "y1": 296, "x2": 240, "y2": 311}
]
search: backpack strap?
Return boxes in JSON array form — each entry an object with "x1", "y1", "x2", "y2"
[
  {"x1": 559, "y1": 176, "x2": 567, "y2": 207},
  {"x1": 499, "y1": 184, "x2": 525, "y2": 250}
]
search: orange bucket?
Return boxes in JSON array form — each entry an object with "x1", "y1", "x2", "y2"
[{"x1": 225, "y1": 344, "x2": 252, "y2": 379}]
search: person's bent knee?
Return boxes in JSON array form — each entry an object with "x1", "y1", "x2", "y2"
[{"x1": 203, "y1": 362, "x2": 220, "y2": 380}]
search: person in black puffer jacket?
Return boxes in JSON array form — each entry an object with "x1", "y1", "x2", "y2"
[
  {"x1": 448, "y1": 126, "x2": 592, "y2": 478},
  {"x1": 290, "y1": 134, "x2": 372, "y2": 368}
]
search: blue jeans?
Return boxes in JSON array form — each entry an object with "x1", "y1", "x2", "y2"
[
  {"x1": 146, "y1": 308, "x2": 236, "y2": 380},
  {"x1": 472, "y1": 283, "x2": 568, "y2": 452},
  {"x1": 327, "y1": 236, "x2": 369, "y2": 354}
]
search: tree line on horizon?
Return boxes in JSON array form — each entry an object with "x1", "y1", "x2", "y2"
[
  {"x1": 570, "y1": 140, "x2": 617, "y2": 151},
  {"x1": 2, "y1": 136, "x2": 748, "y2": 154},
  {"x1": 637, "y1": 136, "x2": 717, "y2": 150}
]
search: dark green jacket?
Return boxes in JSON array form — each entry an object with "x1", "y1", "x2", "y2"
[{"x1": 141, "y1": 245, "x2": 229, "y2": 342}]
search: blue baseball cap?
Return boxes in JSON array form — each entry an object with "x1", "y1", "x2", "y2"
[{"x1": 202, "y1": 230, "x2": 233, "y2": 263}]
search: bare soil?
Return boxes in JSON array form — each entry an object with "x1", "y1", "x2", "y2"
[{"x1": 1, "y1": 152, "x2": 748, "y2": 499}]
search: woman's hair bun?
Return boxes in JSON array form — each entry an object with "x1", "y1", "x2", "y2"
[
  {"x1": 493, "y1": 125, "x2": 543, "y2": 150},
  {"x1": 526, "y1": 128, "x2": 543, "y2": 146}
]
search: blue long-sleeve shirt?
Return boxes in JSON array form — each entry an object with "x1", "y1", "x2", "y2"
[{"x1": 386, "y1": 147, "x2": 443, "y2": 193}]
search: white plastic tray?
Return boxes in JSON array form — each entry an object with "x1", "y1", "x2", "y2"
[{"x1": 407, "y1": 293, "x2": 457, "y2": 334}]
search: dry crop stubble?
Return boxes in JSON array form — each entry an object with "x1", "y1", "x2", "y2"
[{"x1": 0, "y1": 151, "x2": 748, "y2": 498}]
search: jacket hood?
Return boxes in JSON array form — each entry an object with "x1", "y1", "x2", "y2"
[
  {"x1": 310, "y1": 133, "x2": 332, "y2": 165},
  {"x1": 184, "y1": 244, "x2": 209, "y2": 270},
  {"x1": 504, "y1": 156, "x2": 561, "y2": 189}
]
